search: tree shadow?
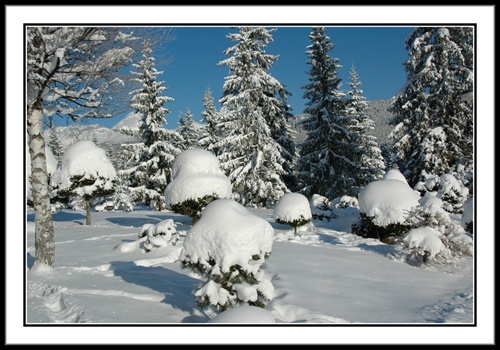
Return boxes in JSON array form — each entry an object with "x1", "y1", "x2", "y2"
[
  {"x1": 109, "y1": 261, "x2": 209, "y2": 323},
  {"x1": 27, "y1": 211, "x2": 86, "y2": 223}
]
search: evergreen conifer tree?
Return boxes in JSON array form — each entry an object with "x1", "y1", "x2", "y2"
[
  {"x1": 47, "y1": 127, "x2": 64, "y2": 162},
  {"x1": 389, "y1": 27, "x2": 474, "y2": 188},
  {"x1": 345, "y1": 65, "x2": 385, "y2": 193},
  {"x1": 215, "y1": 26, "x2": 291, "y2": 207},
  {"x1": 297, "y1": 27, "x2": 351, "y2": 199},
  {"x1": 120, "y1": 41, "x2": 180, "y2": 211},
  {"x1": 177, "y1": 108, "x2": 199, "y2": 151},
  {"x1": 198, "y1": 87, "x2": 222, "y2": 156}
]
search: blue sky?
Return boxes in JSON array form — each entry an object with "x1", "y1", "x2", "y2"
[{"x1": 63, "y1": 25, "x2": 415, "y2": 130}]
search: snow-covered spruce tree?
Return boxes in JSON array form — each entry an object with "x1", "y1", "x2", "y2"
[
  {"x1": 26, "y1": 26, "x2": 137, "y2": 267},
  {"x1": 177, "y1": 108, "x2": 199, "y2": 151},
  {"x1": 198, "y1": 87, "x2": 222, "y2": 156},
  {"x1": 120, "y1": 41, "x2": 180, "y2": 211},
  {"x1": 296, "y1": 27, "x2": 353, "y2": 199},
  {"x1": 50, "y1": 140, "x2": 117, "y2": 225},
  {"x1": 388, "y1": 27, "x2": 474, "y2": 188},
  {"x1": 215, "y1": 27, "x2": 294, "y2": 207},
  {"x1": 345, "y1": 65, "x2": 386, "y2": 194},
  {"x1": 180, "y1": 199, "x2": 274, "y2": 312}
]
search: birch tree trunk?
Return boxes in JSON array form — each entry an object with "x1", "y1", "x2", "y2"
[{"x1": 27, "y1": 102, "x2": 55, "y2": 267}]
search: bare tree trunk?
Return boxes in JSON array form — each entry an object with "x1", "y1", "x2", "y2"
[
  {"x1": 27, "y1": 103, "x2": 55, "y2": 267},
  {"x1": 85, "y1": 199, "x2": 92, "y2": 225}
]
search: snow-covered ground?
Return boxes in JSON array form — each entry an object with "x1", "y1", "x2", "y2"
[{"x1": 16, "y1": 204, "x2": 491, "y2": 344}]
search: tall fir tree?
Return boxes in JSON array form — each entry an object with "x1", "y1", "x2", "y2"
[
  {"x1": 345, "y1": 65, "x2": 386, "y2": 193},
  {"x1": 198, "y1": 87, "x2": 222, "y2": 156},
  {"x1": 297, "y1": 27, "x2": 351, "y2": 200},
  {"x1": 389, "y1": 27, "x2": 474, "y2": 188},
  {"x1": 215, "y1": 26, "x2": 291, "y2": 208},
  {"x1": 177, "y1": 108, "x2": 199, "y2": 151},
  {"x1": 120, "y1": 41, "x2": 180, "y2": 211}
]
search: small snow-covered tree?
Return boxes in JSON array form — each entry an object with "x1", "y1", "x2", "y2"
[
  {"x1": 274, "y1": 193, "x2": 312, "y2": 234},
  {"x1": 120, "y1": 40, "x2": 180, "y2": 211},
  {"x1": 180, "y1": 199, "x2": 274, "y2": 312},
  {"x1": 177, "y1": 108, "x2": 199, "y2": 151},
  {"x1": 26, "y1": 26, "x2": 137, "y2": 266},
  {"x1": 46, "y1": 127, "x2": 64, "y2": 162},
  {"x1": 297, "y1": 27, "x2": 351, "y2": 199},
  {"x1": 198, "y1": 87, "x2": 222, "y2": 156},
  {"x1": 50, "y1": 140, "x2": 117, "y2": 225},
  {"x1": 164, "y1": 149, "x2": 232, "y2": 224},
  {"x1": 215, "y1": 26, "x2": 290, "y2": 207}
]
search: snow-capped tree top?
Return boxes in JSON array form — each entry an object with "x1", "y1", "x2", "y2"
[
  {"x1": 358, "y1": 179, "x2": 420, "y2": 227},
  {"x1": 171, "y1": 148, "x2": 225, "y2": 179},
  {"x1": 383, "y1": 169, "x2": 409, "y2": 185},
  {"x1": 180, "y1": 199, "x2": 274, "y2": 275},
  {"x1": 164, "y1": 148, "x2": 232, "y2": 206},
  {"x1": 273, "y1": 193, "x2": 312, "y2": 222},
  {"x1": 50, "y1": 140, "x2": 116, "y2": 191}
]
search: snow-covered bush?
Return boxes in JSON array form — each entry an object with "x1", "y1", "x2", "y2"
[
  {"x1": 165, "y1": 149, "x2": 232, "y2": 224},
  {"x1": 352, "y1": 171, "x2": 420, "y2": 243},
  {"x1": 405, "y1": 193, "x2": 473, "y2": 260},
  {"x1": 94, "y1": 201, "x2": 115, "y2": 212},
  {"x1": 143, "y1": 219, "x2": 179, "y2": 252},
  {"x1": 179, "y1": 199, "x2": 274, "y2": 312},
  {"x1": 461, "y1": 197, "x2": 473, "y2": 234},
  {"x1": 402, "y1": 226, "x2": 451, "y2": 264},
  {"x1": 310, "y1": 194, "x2": 334, "y2": 221},
  {"x1": 414, "y1": 172, "x2": 469, "y2": 214},
  {"x1": 274, "y1": 193, "x2": 313, "y2": 234},
  {"x1": 383, "y1": 169, "x2": 409, "y2": 184},
  {"x1": 331, "y1": 195, "x2": 359, "y2": 209}
]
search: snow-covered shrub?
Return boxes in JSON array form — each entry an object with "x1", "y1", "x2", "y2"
[
  {"x1": 414, "y1": 173, "x2": 469, "y2": 214},
  {"x1": 402, "y1": 226, "x2": 451, "y2": 264},
  {"x1": 352, "y1": 173, "x2": 420, "y2": 243},
  {"x1": 165, "y1": 149, "x2": 232, "y2": 224},
  {"x1": 331, "y1": 195, "x2": 359, "y2": 209},
  {"x1": 143, "y1": 219, "x2": 179, "y2": 252},
  {"x1": 179, "y1": 199, "x2": 274, "y2": 312},
  {"x1": 310, "y1": 194, "x2": 334, "y2": 221},
  {"x1": 274, "y1": 193, "x2": 313, "y2": 234},
  {"x1": 405, "y1": 194, "x2": 473, "y2": 259},
  {"x1": 461, "y1": 197, "x2": 473, "y2": 234}
]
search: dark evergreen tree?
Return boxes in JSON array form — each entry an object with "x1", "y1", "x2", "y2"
[
  {"x1": 296, "y1": 27, "x2": 351, "y2": 199},
  {"x1": 119, "y1": 41, "x2": 180, "y2": 211},
  {"x1": 215, "y1": 26, "x2": 291, "y2": 207},
  {"x1": 389, "y1": 27, "x2": 474, "y2": 188}
]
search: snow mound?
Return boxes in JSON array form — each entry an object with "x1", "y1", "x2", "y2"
[
  {"x1": 170, "y1": 148, "x2": 225, "y2": 179},
  {"x1": 403, "y1": 226, "x2": 447, "y2": 260},
  {"x1": 207, "y1": 305, "x2": 276, "y2": 323},
  {"x1": 383, "y1": 169, "x2": 409, "y2": 184},
  {"x1": 461, "y1": 197, "x2": 474, "y2": 227}
]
